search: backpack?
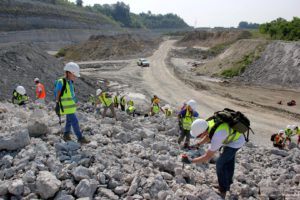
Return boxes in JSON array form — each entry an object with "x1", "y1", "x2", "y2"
[
  {"x1": 54, "y1": 78, "x2": 67, "y2": 100},
  {"x1": 270, "y1": 133, "x2": 277, "y2": 142},
  {"x1": 206, "y1": 108, "x2": 254, "y2": 142}
]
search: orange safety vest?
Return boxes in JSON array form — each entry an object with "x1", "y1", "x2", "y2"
[{"x1": 36, "y1": 83, "x2": 46, "y2": 99}]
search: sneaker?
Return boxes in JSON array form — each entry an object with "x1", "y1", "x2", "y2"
[
  {"x1": 63, "y1": 134, "x2": 72, "y2": 141},
  {"x1": 78, "y1": 137, "x2": 90, "y2": 144}
]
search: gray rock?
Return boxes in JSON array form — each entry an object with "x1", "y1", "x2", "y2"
[
  {"x1": 36, "y1": 171, "x2": 61, "y2": 199},
  {"x1": 72, "y1": 166, "x2": 92, "y2": 181},
  {"x1": 8, "y1": 179, "x2": 24, "y2": 196},
  {"x1": 54, "y1": 191, "x2": 75, "y2": 200},
  {"x1": 27, "y1": 121, "x2": 49, "y2": 137},
  {"x1": 75, "y1": 179, "x2": 98, "y2": 198},
  {"x1": 1, "y1": 155, "x2": 13, "y2": 168},
  {"x1": 128, "y1": 176, "x2": 140, "y2": 196},
  {"x1": 114, "y1": 186, "x2": 128, "y2": 195},
  {"x1": 97, "y1": 188, "x2": 119, "y2": 200},
  {"x1": 23, "y1": 170, "x2": 36, "y2": 183},
  {"x1": 0, "y1": 129, "x2": 30, "y2": 150},
  {"x1": 0, "y1": 181, "x2": 8, "y2": 196},
  {"x1": 115, "y1": 132, "x2": 131, "y2": 143},
  {"x1": 270, "y1": 149, "x2": 289, "y2": 157},
  {"x1": 55, "y1": 141, "x2": 81, "y2": 152}
]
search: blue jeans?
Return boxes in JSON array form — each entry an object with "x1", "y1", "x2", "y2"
[
  {"x1": 216, "y1": 146, "x2": 239, "y2": 192},
  {"x1": 64, "y1": 113, "x2": 83, "y2": 140}
]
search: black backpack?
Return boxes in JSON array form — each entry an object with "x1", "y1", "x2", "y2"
[
  {"x1": 206, "y1": 108, "x2": 254, "y2": 142},
  {"x1": 270, "y1": 134, "x2": 277, "y2": 142}
]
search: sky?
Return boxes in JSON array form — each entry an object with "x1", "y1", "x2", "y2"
[{"x1": 69, "y1": 0, "x2": 300, "y2": 27}]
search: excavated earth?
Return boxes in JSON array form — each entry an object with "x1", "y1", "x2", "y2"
[{"x1": 0, "y1": 102, "x2": 300, "y2": 200}]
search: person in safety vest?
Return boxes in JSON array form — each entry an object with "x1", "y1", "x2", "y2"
[
  {"x1": 12, "y1": 86, "x2": 29, "y2": 106},
  {"x1": 293, "y1": 125, "x2": 300, "y2": 147},
  {"x1": 285, "y1": 125, "x2": 294, "y2": 146},
  {"x1": 126, "y1": 100, "x2": 136, "y2": 117},
  {"x1": 181, "y1": 118, "x2": 246, "y2": 199},
  {"x1": 113, "y1": 93, "x2": 119, "y2": 109},
  {"x1": 273, "y1": 130, "x2": 285, "y2": 149},
  {"x1": 150, "y1": 98, "x2": 164, "y2": 116},
  {"x1": 34, "y1": 77, "x2": 46, "y2": 104},
  {"x1": 95, "y1": 89, "x2": 117, "y2": 119},
  {"x1": 120, "y1": 95, "x2": 126, "y2": 111},
  {"x1": 55, "y1": 62, "x2": 90, "y2": 144},
  {"x1": 163, "y1": 105, "x2": 172, "y2": 117},
  {"x1": 151, "y1": 95, "x2": 158, "y2": 104},
  {"x1": 177, "y1": 99, "x2": 199, "y2": 148}
]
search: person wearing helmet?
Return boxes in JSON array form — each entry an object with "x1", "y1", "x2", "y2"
[
  {"x1": 34, "y1": 77, "x2": 46, "y2": 104},
  {"x1": 181, "y1": 117, "x2": 246, "y2": 199},
  {"x1": 177, "y1": 99, "x2": 199, "y2": 148},
  {"x1": 95, "y1": 88, "x2": 116, "y2": 119},
  {"x1": 55, "y1": 62, "x2": 90, "y2": 144},
  {"x1": 120, "y1": 95, "x2": 126, "y2": 111},
  {"x1": 274, "y1": 130, "x2": 285, "y2": 149},
  {"x1": 150, "y1": 98, "x2": 164, "y2": 116},
  {"x1": 12, "y1": 86, "x2": 29, "y2": 106},
  {"x1": 163, "y1": 105, "x2": 172, "y2": 117}
]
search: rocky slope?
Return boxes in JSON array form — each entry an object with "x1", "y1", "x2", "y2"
[
  {"x1": 0, "y1": 102, "x2": 299, "y2": 199},
  {"x1": 0, "y1": 43, "x2": 94, "y2": 101},
  {"x1": 238, "y1": 41, "x2": 300, "y2": 88},
  {"x1": 0, "y1": 0, "x2": 119, "y2": 31}
]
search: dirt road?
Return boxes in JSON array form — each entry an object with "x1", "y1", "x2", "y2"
[{"x1": 143, "y1": 40, "x2": 298, "y2": 146}]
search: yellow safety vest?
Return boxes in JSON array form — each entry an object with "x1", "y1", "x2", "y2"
[
  {"x1": 207, "y1": 119, "x2": 241, "y2": 144},
  {"x1": 127, "y1": 105, "x2": 136, "y2": 113},
  {"x1": 59, "y1": 79, "x2": 77, "y2": 115},
  {"x1": 182, "y1": 110, "x2": 194, "y2": 130},
  {"x1": 120, "y1": 96, "x2": 126, "y2": 106},
  {"x1": 99, "y1": 93, "x2": 113, "y2": 107},
  {"x1": 152, "y1": 103, "x2": 160, "y2": 114},
  {"x1": 114, "y1": 96, "x2": 119, "y2": 104},
  {"x1": 13, "y1": 91, "x2": 29, "y2": 105},
  {"x1": 127, "y1": 100, "x2": 134, "y2": 106},
  {"x1": 165, "y1": 109, "x2": 172, "y2": 117}
]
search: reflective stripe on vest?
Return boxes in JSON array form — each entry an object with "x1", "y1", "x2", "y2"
[
  {"x1": 99, "y1": 93, "x2": 112, "y2": 107},
  {"x1": 59, "y1": 79, "x2": 76, "y2": 115},
  {"x1": 207, "y1": 119, "x2": 241, "y2": 144},
  {"x1": 182, "y1": 110, "x2": 193, "y2": 130},
  {"x1": 36, "y1": 83, "x2": 46, "y2": 99},
  {"x1": 152, "y1": 104, "x2": 159, "y2": 114}
]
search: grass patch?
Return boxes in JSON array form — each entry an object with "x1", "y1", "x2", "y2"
[
  {"x1": 208, "y1": 42, "x2": 231, "y2": 55},
  {"x1": 249, "y1": 29, "x2": 271, "y2": 40},
  {"x1": 55, "y1": 48, "x2": 66, "y2": 58},
  {"x1": 221, "y1": 45, "x2": 265, "y2": 78}
]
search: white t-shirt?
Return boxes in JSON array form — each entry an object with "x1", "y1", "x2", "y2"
[{"x1": 208, "y1": 129, "x2": 246, "y2": 152}]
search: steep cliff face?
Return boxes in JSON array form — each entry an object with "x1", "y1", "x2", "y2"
[{"x1": 0, "y1": 0, "x2": 120, "y2": 31}]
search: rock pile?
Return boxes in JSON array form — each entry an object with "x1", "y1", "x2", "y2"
[{"x1": 0, "y1": 102, "x2": 299, "y2": 199}]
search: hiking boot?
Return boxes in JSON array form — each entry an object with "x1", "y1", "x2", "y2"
[
  {"x1": 213, "y1": 187, "x2": 226, "y2": 199},
  {"x1": 78, "y1": 137, "x2": 90, "y2": 144},
  {"x1": 63, "y1": 134, "x2": 72, "y2": 141}
]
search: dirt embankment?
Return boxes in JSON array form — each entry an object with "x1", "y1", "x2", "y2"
[
  {"x1": 176, "y1": 30, "x2": 252, "y2": 47},
  {"x1": 0, "y1": 43, "x2": 95, "y2": 101},
  {"x1": 59, "y1": 34, "x2": 162, "y2": 61},
  {"x1": 238, "y1": 41, "x2": 300, "y2": 88}
]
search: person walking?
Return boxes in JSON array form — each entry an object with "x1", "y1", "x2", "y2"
[
  {"x1": 113, "y1": 93, "x2": 119, "y2": 109},
  {"x1": 55, "y1": 62, "x2": 90, "y2": 144},
  {"x1": 177, "y1": 99, "x2": 199, "y2": 148},
  {"x1": 126, "y1": 100, "x2": 136, "y2": 117},
  {"x1": 34, "y1": 77, "x2": 46, "y2": 104},
  {"x1": 273, "y1": 130, "x2": 285, "y2": 149},
  {"x1": 12, "y1": 86, "x2": 29, "y2": 106},
  {"x1": 150, "y1": 98, "x2": 164, "y2": 116},
  {"x1": 95, "y1": 89, "x2": 117, "y2": 119},
  {"x1": 181, "y1": 118, "x2": 246, "y2": 198}
]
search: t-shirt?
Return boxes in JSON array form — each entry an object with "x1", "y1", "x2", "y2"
[
  {"x1": 208, "y1": 129, "x2": 245, "y2": 152},
  {"x1": 178, "y1": 109, "x2": 199, "y2": 118}
]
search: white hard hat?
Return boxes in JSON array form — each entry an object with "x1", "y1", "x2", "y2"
[
  {"x1": 291, "y1": 125, "x2": 297, "y2": 130},
  {"x1": 34, "y1": 77, "x2": 39, "y2": 82},
  {"x1": 16, "y1": 86, "x2": 26, "y2": 95},
  {"x1": 278, "y1": 130, "x2": 285, "y2": 134},
  {"x1": 64, "y1": 62, "x2": 80, "y2": 77},
  {"x1": 96, "y1": 89, "x2": 102, "y2": 96},
  {"x1": 187, "y1": 99, "x2": 197, "y2": 110},
  {"x1": 190, "y1": 119, "x2": 208, "y2": 138},
  {"x1": 286, "y1": 125, "x2": 292, "y2": 129}
]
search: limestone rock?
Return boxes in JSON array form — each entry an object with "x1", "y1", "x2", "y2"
[
  {"x1": 0, "y1": 129, "x2": 30, "y2": 150},
  {"x1": 36, "y1": 171, "x2": 61, "y2": 199}
]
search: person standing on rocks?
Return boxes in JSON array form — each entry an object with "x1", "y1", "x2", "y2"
[
  {"x1": 12, "y1": 86, "x2": 29, "y2": 106},
  {"x1": 34, "y1": 77, "x2": 46, "y2": 104},
  {"x1": 150, "y1": 98, "x2": 164, "y2": 116},
  {"x1": 181, "y1": 118, "x2": 246, "y2": 199},
  {"x1": 113, "y1": 93, "x2": 119, "y2": 109},
  {"x1": 95, "y1": 89, "x2": 116, "y2": 119},
  {"x1": 177, "y1": 99, "x2": 199, "y2": 148},
  {"x1": 55, "y1": 62, "x2": 90, "y2": 144}
]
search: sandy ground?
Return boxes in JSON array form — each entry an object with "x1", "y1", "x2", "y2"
[{"x1": 81, "y1": 40, "x2": 300, "y2": 147}]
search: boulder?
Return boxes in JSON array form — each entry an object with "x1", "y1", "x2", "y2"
[
  {"x1": 8, "y1": 179, "x2": 24, "y2": 196},
  {"x1": 36, "y1": 171, "x2": 61, "y2": 199},
  {"x1": 97, "y1": 188, "x2": 119, "y2": 200},
  {"x1": 0, "y1": 181, "x2": 8, "y2": 196},
  {"x1": 27, "y1": 121, "x2": 49, "y2": 137},
  {"x1": 75, "y1": 179, "x2": 98, "y2": 198},
  {"x1": 72, "y1": 166, "x2": 92, "y2": 181},
  {"x1": 0, "y1": 129, "x2": 30, "y2": 150}
]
